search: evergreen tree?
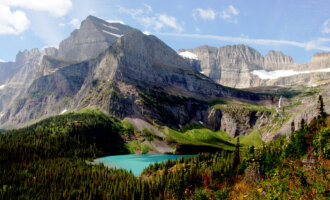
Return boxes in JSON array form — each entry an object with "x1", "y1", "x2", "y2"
[
  {"x1": 291, "y1": 121, "x2": 295, "y2": 134},
  {"x1": 233, "y1": 137, "x2": 240, "y2": 169},
  {"x1": 318, "y1": 95, "x2": 327, "y2": 118},
  {"x1": 300, "y1": 118, "x2": 305, "y2": 130}
]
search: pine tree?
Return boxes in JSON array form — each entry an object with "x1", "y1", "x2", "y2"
[
  {"x1": 233, "y1": 137, "x2": 240, "y2": 169},
  {"x1": 291, "y1": 121, "x2": 295, "y2": 133},
  {"x1": 318, "y1": 95, "x2": 327, "y2": 118},
  {"x1": 300, "y1": 118, "x2": 305, "y2": 130}
]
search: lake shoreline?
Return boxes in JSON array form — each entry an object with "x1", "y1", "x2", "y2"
[{"x1": 93, "y1": 154, "x2": 195, "y2": 176}]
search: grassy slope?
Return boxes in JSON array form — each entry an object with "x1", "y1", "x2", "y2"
[
  {"x1": 162, "y1": 126, "x2": 236, "y2": 150},
  {"x1": 156, "y1": 98, "x2": 273, "y2": 151},
  {"x1": 239, "y1": 128, "x2": 264, "y2": 147},
  {"x1": 209, "y1": 97, "x2": 275, "y2": 114}
]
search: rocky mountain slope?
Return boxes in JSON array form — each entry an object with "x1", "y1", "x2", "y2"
[
  {"x1": 179, "y1": 45, "x2": 330, "y2": 88},
  {"x1": 0, "y1": 16, "x2": 136, "y2": 119},
  {"x1": 0, "y1": 29, "x2": 273, "y2": 135}
]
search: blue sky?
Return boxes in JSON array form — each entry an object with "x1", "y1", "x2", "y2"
[{"x1": 0, "y1": 0, "x2": 330, "y2": 63}]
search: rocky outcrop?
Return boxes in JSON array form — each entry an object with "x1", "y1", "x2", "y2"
[
  {"x1": 263, "y1": 84, "x2": 330, "y2": 141},
  {"x1": 58, "y1": 15, "x2": 136, "y2": 61},
  {"x1": 0, "y1": 49, "x2": 41, "y2": 114},
  {"x1": 37, "y1": 55, "x2": 78, "y2": 77},
  {"x1": 180, "y1": 45, "x2": 264, "y2": 88},
  {"x1": 207, "y1": 107, "x2": 271, "y2": 137},
  {"x1": 264, "y1": 50, "x2": 293, "y2": 70},
  {"x1": 0, "y1": 62, "x2": 20, "y2": 85}
]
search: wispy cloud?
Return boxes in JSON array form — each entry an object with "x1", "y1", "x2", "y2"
[
  {"x1": 118, "y1": 4, "x2": 184, "y2": 32},
  {"x1": 192, "y1": 5, "x2": 239, "y2": 24},
  {"x1": 156, "y1": 32, "x2": 330, "y2": 51},
  {"x1": 69, "y1": 18, "x2": 80, "y2": 28},
  {"x1": 322, "y1": 19, "x2": 330, "y2": 34},
  {"x1": 220, "y1": 5, "x2": 239, "y2": 24},
  {"x1": 192, "y1": 8, "x2": 216, "y2": 20},
  {"x1": 58, "y1": 22, "x2": 65, "y2": 27},
  {"x1": 158, "y1": 14, "x2": 183, "y2": 32}
]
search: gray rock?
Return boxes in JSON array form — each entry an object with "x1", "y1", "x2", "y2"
[
  {"x1": 264, "y1": 50, "x2": 293, "y2": 70},
  {"x1": 180, "y1": 45, "x2": 330, "y2": 88},
  {"x1": 58, "y1": 15, "x2": 137, "y2": 61}
]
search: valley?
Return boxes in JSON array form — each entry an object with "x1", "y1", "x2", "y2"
[{"x1": 0, "y1": 14, "x2": 329, "y2": 199}]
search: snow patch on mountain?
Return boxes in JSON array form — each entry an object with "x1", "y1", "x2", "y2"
[
  {"x1": 103, "y1": 23, "x2": 119, "y2": 31},
  {"x1": 0, "y1": 85, "x2": 6, "y2": 90},
  {"x1": 252, "y1": 68, "x2": 330, "y2": 80},
  {"x1": 179, "y1": 51, "x2": 198, "y2": 60},
  {"x1": 102, "y1": 30, "x2": 123, "y2": 37}
]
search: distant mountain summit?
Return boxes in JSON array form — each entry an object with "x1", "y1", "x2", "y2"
[
  {"x1": 179, "y1": 45, "x2": 330, "y2": 88},
  {"x1": 58, "y1": 15, "x2": 137, "y2": 61}
]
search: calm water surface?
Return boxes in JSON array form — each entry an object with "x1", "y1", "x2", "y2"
[{"x1": 94, "y1": 154, "x2": 194, "y2": 176}]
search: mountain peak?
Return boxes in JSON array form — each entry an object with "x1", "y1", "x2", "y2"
[
  {"x1": 311, "y1": 52, "x2": 330, "y2": 62},
  {"x1": 264, "y1": 50, "x2": 293, "y2": 68},
  {"x1": 58, "y1": 15, "x2": 136, "y2": 61},
  {"x1": 111, "y1": 30, "x2": 192, "y2": 71}
]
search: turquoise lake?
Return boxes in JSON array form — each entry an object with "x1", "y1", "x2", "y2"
[{"x1": 94, "y1": 154, "x2": 194, "y2": 176}]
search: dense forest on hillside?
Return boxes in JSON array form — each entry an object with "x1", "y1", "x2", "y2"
[{"x1": 0, "y1": 98, "x2": 329, "y2": 199}]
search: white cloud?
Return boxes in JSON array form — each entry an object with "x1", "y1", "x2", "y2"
[
  {"x1": 107, "y1": 19, "x2": 125, "y2": 24},
  {"x1": 0, "y1": 4, "x2": 30, "y2": 35},
  {"x1": 1, "y1": 0, "x2": 72, "y2": 17},
  {"x1": 143, "y1": 3, "x2": 153, "y2": 13},
  {"x1": 322, "y1": 19, "x2": 330, "y2": 34},
  {"x1": 89, "y1": 9, "x2": 96, "y2": 15},
  {"x1": 220, "y1": 5, "x2": 239, "y2": 23},
  {"x1": 193, "y1": 8, "x2": 216, "y2": 20},
  {"x1": 58, "y1": 22, "x2": 66, "y2": 27},
  {"x1": 69, "y1": 18, "x2": 80, "y2": 28},
  {"x1": 158, "y1": 14, "x2": 183, "y2": 32},
  {"x1": 0, "y1": 0, "x2": 72, "y2": 35},
  {"x1": 305, "y1": 38, "x2": 330, "y2": 50},
  {"x1": 118, "y1": 5, "x2": 184, "y2": 32},
  {"x1": 156, "y1": 32, "x2": 330, "y2": 51},
  {"x1": 0, "y1": 59, "x2": 6, "y2": 63}
]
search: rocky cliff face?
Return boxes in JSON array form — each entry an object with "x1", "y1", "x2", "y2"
[
  {"x1": 58, "y1": 15, "x2": 136, "y2": 61},
  {"x1": 181, "y1": 45, "x2": 264, "y2": 88},
  {"x1": 0, "y1": 62, "x2": 21, "y2": 85},
  {"x1": 0, "y1": 49, "x2": 42, "y2": 114},
  {"x1": 180, "y1": 45, "x2": 330, "y2": 88},
  {"x1": 264, "y1": 50, "x2": 293, "y2": 70}
]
